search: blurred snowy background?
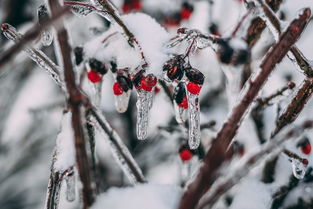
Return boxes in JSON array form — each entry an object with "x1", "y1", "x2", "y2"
[{"x1": 1, "y1": 0, "x2": 313, "y2": 209}]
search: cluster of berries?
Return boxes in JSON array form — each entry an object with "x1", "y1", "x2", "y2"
[
  {"x1": 163, "y1": 55, "x2": 205, "y2": 108},
  {"x1": 164, "y1": 2, "x2": 194, "y2": 27}
]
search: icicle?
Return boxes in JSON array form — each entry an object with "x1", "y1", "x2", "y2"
[
  {"x1": 41, "y1": 29, "x2": 53, "y2": 46},
  {"x1": 65, "y1": 171, "x2": 76, "y2": 202},
  {"x1": 174, "y1": 102, "x2": 188, "y2": 124},
  {"x1": 187, "y1": 92, "x2": 201, "y2": 149},
  {"x1": 290, "y1": 158, "x2": 308, "y2": 179},
  {"x1": 114, "y1": 90, "x2": 131, "y2": 113},
  {"x1": 136, "y1": 90, "x2": 153, "y2": 140}
]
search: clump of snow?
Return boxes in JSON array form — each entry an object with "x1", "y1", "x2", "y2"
[
  {"x1": 230, "y1": 178, "x2": 272, "y2": 209},
  {"x1": 84, "y1": 12, "x2": 171, "y2": 76},
  {"x1": 53, "y1": 112, "x2": 76, "y2": 172},
  {"x1": 92, "y1": 184, "x2": 182, "y2": 209}
]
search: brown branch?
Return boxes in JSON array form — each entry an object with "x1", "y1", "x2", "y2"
[
  {"x1": 197, "y1": 120, "x2": 313, "y2": 209},
  {"x1": 177, "y1": 9, "x2": 311, "y2": 209},
  {"x1": 273, "y1": 78, "x2": 313, "y2": 137},
  {"x1": 0, "y1": 6, "x2": 70, "y2": 70},
  {"x1": 47, "y1": 0, "x2": 94, "y2": 208}
]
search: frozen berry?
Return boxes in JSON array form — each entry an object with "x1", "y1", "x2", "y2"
[
  {"x1": 154, "y1": 86, "x2": 160, "y2": 94},
  {"x1": 174, "y1": 82, "x2": 186, "y2": 104},
  {"x1": 88, "y1": 70, "x2": 102, "y2": 83},
  {"x1": 117, "y1": 75, "x2": 133, "y2": 92},
  {"x1": 180, "y1": 149, "x2": 193, "y2": 162},
  {"x1": 141, "y1": 74, "x2": 157, "y2": 92},
  {"x1": 301, "y1": 142, "x2": 311, "y2": 155},
  {"x1": 180, "y1": 2, "x2": 193, "y2": 20},
  {"x1": 74, "y1": 46, "x2": 84, "y2": 65},
  {"x1": 163, "y1": 55, "x2": 185, "y2": 81},
  {"x1": 233, "y1": 49, "x2": 249, "y2": 65},
  {"x1": 89, "y1": 59, "x2": 107, "y2": 75},
  {"x1": 132, "y1": 0, "x2": 142, "y2": 10},
  {"x1": 217, "y1": 39, "x2": 234, "y2": 64},
  {"x1": 178, "y1": 96, "x2": 188, "y2": 109},
  {"x1": 209, "y1": 23, "x2": 221, "y2": 37},
  {"x1": 185, "y1": 68, "x2": 205, "y2": 85},
  {"x1": 113, "y1": 82, "x2": 124, "y2": 95},
  {"x1": 187, "y1": 81, "x2": 202, "y2": 95}
]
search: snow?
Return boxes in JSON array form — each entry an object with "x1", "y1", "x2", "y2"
[
  {"x1": 92, "y1": 184, "x2": 182, "y2": 209},
  {"x1": 53, "y1": 112, "x2": 76, "y2": 172},
  {"x1": 84, "y1": 12, "x2": 171, "y2": 76},
  {"x1": 230, "y1": 178, "x2": 272, "y2": 209}
]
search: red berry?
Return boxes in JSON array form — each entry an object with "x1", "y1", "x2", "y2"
[
  {"x1": 178, "y1": 96, "x2": 188, "y2": 109},
  {"x1": 180, "y1": 9, "x2": 192, "y2": 20},
  {"x1": 122, "y1": 4, "x2": 131, "y2": 13},
  {"x1": 301, "y1": 142, "x2": 311, "y2": 155},
  {"x1": 187, "y1": 82, "x2": 202, "y2": 95},
  {"x1": 88, "y1": 70, "x2": 102, "y2": 83},
  {"x1": 132, "y1": 1, "x2": 142, "y2": 10},
  {"x1": 180, "y1": 149, "x2": 193, "y2": 162},
  {"x1": 113, "y1": 82, "x2": 124, "y2": 95},
  {"x1": 154, "y1": 86, "x2": 160, "y2": 94},
  {"x1": 140, "y1": 75, "x2": 157, "y2": 92}
]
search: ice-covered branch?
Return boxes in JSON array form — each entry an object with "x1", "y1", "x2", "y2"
[
  {"x1": 177, "y1": 8, "x2": 311, "y2": 209},
  {"x1": 273, "y1": 78, "x2": 313, "y2": 137},
  {"x1": 251, "y1": 0, "x2": 313, "y2": 77},
  {"x1": 1, "y1": 24, "x2": 64, "y2": 89},
  {"x1": 0, "y1": 6, "x2": 70, "y2": 70},
  {"x1": 47, "y1": 0, "x2": 94, "y2": 208},
  {"x1": 197, "y1": 120, "x2": 313, "y2": 209}
]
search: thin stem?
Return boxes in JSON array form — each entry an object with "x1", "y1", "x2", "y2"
[{"x1": 177, "y1": 9, "x2": 311, "y2": 209}]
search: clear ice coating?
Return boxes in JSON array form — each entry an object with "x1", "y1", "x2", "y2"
[
  {"x1": 70, "y1": 4, "x2": 94, "y2": 17},
  {"x1": 114, "y1": 91, "x2": 131, "y2": 113},
  {"x1": 174, "y1": 101, "x2": 188, "y2": 124},
  {"x1": 41, "y1": 29, "x2": 53, "y2": 46},
  {"x1": 92, "y1": 109, "x2": 145, "y2": 184},
  {"x1": 65, "y1": 171, "x2": 76, "y2": 202},
  {"x1": 290, "y1": 158, "x2": 308, "y2": 179},
  {"x1": 187, "y1": 92, "x2": 201, "y2": 149},
  {"x1": 136, "y1": 90, "x2": 153, "y2": 140},
  {"x1": 2, "y1": 24, "x2": 64, "y2": 90}
]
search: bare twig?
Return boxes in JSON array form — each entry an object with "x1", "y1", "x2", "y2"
[
  {"x1": 197, "y1": 120, "x2": 313, "y2": 209},
  {"x1": 177, "y1": 9, "x2": 311, "y2": 209},
  {"x1": 0, "y1": 6, "x2": 70, "y2": 70},
  {"x1": 47, "y1": 0, "x2": 94, "y2": 208}
]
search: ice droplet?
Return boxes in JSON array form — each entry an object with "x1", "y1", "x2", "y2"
[
  {"x1": 41, "y1": 29, "x2": 53, "y2": 46},
  {"x1": 114, "y1": 91, "x2": 131, "y2": 113},
  {"x1": 187, "y1": 92, "x2": 201, "y2": 149},
  {"x1": 136, "y1": 90, "x2": 153, "y2": 140},
  {"x1": 65, "y1": 171, "x2": 76, "y2": 202},
  {"x1": 290, "y1": 158, "x2": 308, "y2": 179}
]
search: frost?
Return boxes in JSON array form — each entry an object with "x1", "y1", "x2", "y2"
[
  {"x1": 41, "y1": 29, "x2": 53, "y2": 46},
  {"x1": 65, "y1": 171, "x2": 76, "y2": 202}
]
